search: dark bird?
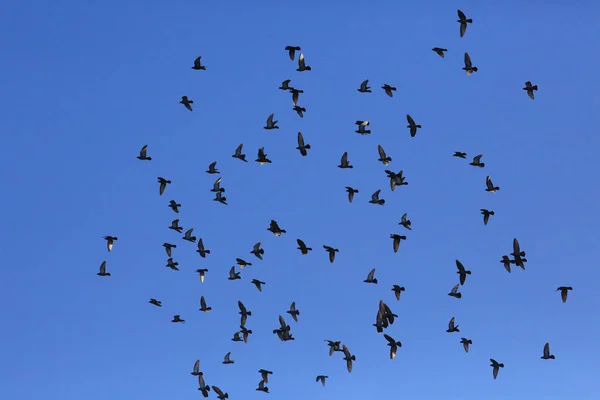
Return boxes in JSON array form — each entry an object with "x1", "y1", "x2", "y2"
[
  {"x1": 285, "y1": 45, "x2": 301, "y2": 61},
  {"x1": 191, "y1": 56, "x2": 206, "y2": 70},
  {"x1": 325, "y1": 340, "x2": 342, "y2": 356},
  {"x1": 490, "y1": 359, "x2": 504, "y2": 380},
  {"x1": 377, "y1": 144, "x2": 392, "y2": 165},
  {"x1": 228, "y1": 266, "x2": 241, "y2": 280},
  {"x1": 463, "y1": 52, "x2": 478, "y2": 75},
  {"x1": 523, "y1": 81, "x2": 538, "y2": 99},
  {"x1": 399, "y1": 213, "x2": 412, "y2": 230},
  {"x1": 157, "y1": 177, "x2": 171, "y2": 196},
  {"x1": 171, "y1": 315, "x2": 185, "y2": 323},
  {"x1": 470, "y1": 154, "x2": 485, "y2": 167},
  {"x1": 212, "y1": 386, "x2": 229, "y2": 400},
  {"x1": 369, "y1": 189, "x2": 385, "y2": 205},
  {"x1": 182, "y1": 228, "x2": 196, "y2": 243},
  {"x1": 453, "y1": 151, "x2": 467, "y2": 158},
  {"x1": 390, "y1": 234, "x2": 407, "y2": 253},
  {"x1": 293, "y1": 105, "x2": 307, "y2": 118},
  {"x1": 256, "y1": 147, "x2": 272, "y2": 165},
  {"x1": 296, "y1": 53, "x2": 311, "y2": 71},
  {"x1": 169, "y1": 200, "x2": 181, "y2": 213},
  {"x1": 392, "y1": 285, "x2": 405, "y2": 301},
  {"x1": 297, "y1": 239, "x2": 312, "y2": 255},
  {"x1": 386, "y1": 169, "x2": 409, "y2": 191},
  {"x1": 460, "y1": 338, "x2": 472, "y2": 353},
  {"x1": 364, "y1": 268, "x2": 378, "y2": 284},
  {"x1": 97, "y1": 261, "x2": 110, "y2": 276},
  {"x1": 290, "y1": 88, "x2": 303, "y2": 106},
  {"x1": 342, "y1": 344, "x2": 356, "y2": 373},
  {"x1": 166, "y1": 258, "x2": 179, "y2": 271},
  {"x1": 213, "y1": 191, "x2": 227, "y2": 205},
  {"x1": 446, "y1": 317, "x2": 459, "y2": 333},
  {"x1": 238, "y1": 301, "x2": 252, "y2": 327},
  {"x1": 267, "y1": 220, "x2": 286, "y2": 236},
  {"x1": 383, "y1": 334, "x2": 402, "y2": 359},
  {"x1": 511, "y1": 238, "x2": 527, "y2": 270},
  {"x1": 557, "y1": 286, "x2": 573, "y2": 303},
  {"x1": 355, "y1": 120, "x2": 371, "y2": 135},
  {"x1": 287, "y1": 301, "x2": 300, "y2": 322},
  {"x1": 236, "y1": 258, "x2": 252, "y2": 268},
  {"x1": 137, "y1": 145, "x2": 151, "y2": 161},
  {"x1": 323, "y1": 245, "x2": 339, "y2": 263},
  {"x1": 480, "y1": 209, "x2": 495, "y2": 225},
  {"x1": 197, "y1": 375, "x2": 210, "y2": 398},
  {"x1": 358, "y1": 79, "x2": 371, "y2": 93},
  {"x1": 163, "y1": 242, "x2": 176, "y2": 257},
  {"x1": 316, "y1": 375, "x2": 328, "y2": 386},
  {"x1": 485, "y1": 176, "x2": 500, "y2": 192},
  {"x1": 196, "y1": 238, "x2": 210, "y2": 258},
  {"x1": 199, "y1": 296, "x2": 211, "y2": 312},
  {"x1": 191, "y1": 360, "x2": 202, "y2": 376},
  {"x1": 180, "y1": 95, "x2": 193, "y2": 111},
  {"x1": 256, "y1": 380, "x2": 269, "y2": 393},
  {"x1": 103, "y1": 236, "x2": 118, "y2": 252},
  {"x1": 251, "y1": 242, "x2": 265, "y2": 260},
  {"x1": 432, "y1": 47, "x2": 448, "y2": 58},
  {"x1": 448, "y1": 283, "x2": 462, "y2": 299},
  {"x1": 406, "y1": 114, "x2": 421, "y2": 137},
  {"x1": 251, "y1": 279, "x2": 265, "y2": 292},
  {"x1": 541, "y1": 342, "x2": 555, "y2": 360},
  {"x1": 345, "y1": 187, "x2": 358, "y2": 203},
  {"x1": 279, "y1": 79, "x2": 292, "y2": 90},
  {"x1": 222, "y1": 352, "x2": 234, "y2": 364},
  {"x1": 457, "y1": 9, "x2": 473, "y2": 37},
  {"x1": 196, "y1": 268, "x2": 208, "y2": 283},
  {"x1": 211, "y1": 177, "x2": 225, "y2": 193},
  {"x1": 500, "y1": 255, "x2": 513, "y2": 273},
  {"x1": 264, "y1": 113, "x2": 279, "y2": 130},
  {"x1": 240, "y1": 326, "x2": 253, "y2": 343},
  {"x1": 206, "y1": 161, "x2": 219, "y2": 174},
  {"x1": 232, "y1": 143, "x2": 247, "y2": 162},
  {"x1": 456, "y1": 260, "x2": 471, "y2": 285},
  {"x1": 296, "y1": 132, "x2": 311, "y2": 156},
  {"x1": 149, "y1": 298, "x2": 162, "y2": 307},
  {"x1": 382, "y1": 84, "x2": 397, "y2": 97},
  {"x1": 259, "y1": 369, "x2": 273, "y2": 384}
]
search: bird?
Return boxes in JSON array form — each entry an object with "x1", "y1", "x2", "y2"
[
  {"x1": 541, "y1": 342, "x2": 555, "y2": 360},
  {"x1": 296, "y1": 53, "x2": 311, "y2": 71},
  {"x1": 191, "y1": 56, "x2": 206, "y2": 70},
  {"x1": 406, "y1": 114, "x2": 421, "y2": 137},
  {"x1": 182, "y1": 228, "x2": 196, "y2": 243},
  {"x1": 251, "y1": 242, "x2": 265, "y2": 260},
  {"x1": 267, "y1": 220, "x2": 286, "y2": 236},
  {"x1": 470, "y1": 154, "x2": 485, "y2": 167},
  {"x1": 163, "y1": 243, "x2": 176, "y2": 257},
  {"x1": 196, "y1": 238, "x2": 210, "y2": 258},
  {"x1": 364, "y1": 268, "x2": 378, "y2": 284},
  {"x1": 557, "y1": 286, "x2": 573, "y2": 303},
  {"x1": 432, "y1": 47, "x2": 448, "y2": 58},
  {"x1": 180, "y1": 95, "x2": 193, "y2": 111},
  {"x1": 369, "y1": 190, "x2": 385, "y2": 205},
  {"x1": 279, "y1": 79, "x2": 292, "y2": 90},
  {"x1": 231, "y1": 331, "x2": 243, "y2": 342},
  {"x1": 463, "y1": 52, "x2": 478, "y2": 75},
  {"x1": 446, "y1": 317, "x2": 460, "y2": 333},
  {"x1": 287, "y1": 302, "x2": 300, "y2": 322},
  {"x1": 342, "y1": 344, "x2": 356, "y2": 373},
  {"x1": 236, "y1": 258, "x2": 252, "y2": 268},
  {"x1": 211, "y1": 177, "x2": 225, "y2": 193},
  {"x1": 166, "y1": 258, "x2": 179, "y2": 271},
  {"x1": 157, "y1": 177, "x2": 171, "y2": 195},
  {"x1": 199, "y1": 296, "x2": 211, "y2": 312},
  {"x1": 240, "y1": 326, "x2": 253, "y2": 343},
  {"x1": 285, "y1": 45, "x2": 301, "y2": 61},
  {"x1": 523, "y1": 81, "x2": 538, "y2": 99},
  {"x1": 325, "y1": 340, "x2": 342, "y2": 356},
  {"x1": 293, "y1": 105, "x2": 307, "y2": 118},
  {"x1": 316, "y1": 375, "x2": 328, "y2": 386},
  {"x1": 485, "y1": 176, "x2": 500, "y2": 192},
  {"x1": 197, "y1": 375, "x2": 210, "y2": 398},
  {"x1": 256, "y1": 380, "x2": 269, "y2": 393},
  {"x1": 392, "y1": 285, "x2": 405, "y2": 301},
  {"x1": 383, "y1": 334, "x2": 402, "y2": 359},
  {"x1": 355, "y1": 120, "x2": 371, "y2": 135},
  {"x1": 296, "y1": 132, "x2": 311, "y2": 156},
  {"x1": 448, "y1": 283, "x2": 462, "y2": 299},
  {"x1": 490, "y1": 359, "x2": 504, "y2": 379},
  {"x1": 386, "y1": 169, "x2": 409, "y2": 191},
  {"x1": 149, "y1": 298, "x2": 162, "y2": 307},
  {"x1": 511, "y1": 238, "x2": 527, "y2": 270},
  {"x1": 137, "y1": 145, "x2": 151, "y2": 161},
  {"x1": 377, "y1": 144, "x2": 392, "y2": 165},
  {"x1": 206, "y1": 161, "x2": 219, "y2": 174},
  {"x1": 196, "y1": 268, "x2": 208, "y2": 283},
  {"x1": 323, "y1": 245, "x2": 339, "y2": 263},
  {"x1": 390, "y1": 234, "x2": 407, "y2": 253},
  {"x1": 358, "y1": 79, "x2": 371, "y2": 93},
  {"x1": 238, "y1": 301, "x2": 252, "y2": 327},
  {"x1": 251, "y1": 279, "x2": 265, "y2": 292},
  {"x1": 453, "y1": 151, "x2": 467, "y2": 158},
  {"x1": 256, "y1": 147, "x2": 272, "y2": 165},
  {"x1": 228, "y1": 266, "x2": 241, "y2": 280},
  {"x1": 290, "y1": 88, "x2": 303, "y2": 106},
  {"x1": 168, "y1": 200, "x2": 181, "y2": 213},
  {"x1": 171, "y1": 315, "x2": 185, "y2": 323},
  {"x1": 232, "y1": 143, "x2": 248, "y2": 162},
  {"x1": 399, "y1": 213, "x2": 412, "y2": 230},
  {"x1": 345, "y1": 186, "x2": 358, "y2": 203},
  {"x1": 460, "y1": 338, "x2": 472, "y2": 353},
  {"x1": 480, "y1": 209, "x2": 495, "y2": 225},
  {"x1": 191, "y1": 360, "x2": 202, "y2": 376},
  {"x1": 103, "y1": 236, "x2": 118, "y2": 252},
  {"x1": 259, "y1": 369, "x2": 273, "y2": 383},
  {"x1": 97, "y1": 261, "x2": 110, "y2": 276},
  {"x1": 222, "y1": 352, "x2": 234, "y2": 364},
  {"x1": 264, "y1": 113, "x2": 279, "y2": 130},
  {"x1": 457, "y1": 9, "x2": 473, "y2": 37},
  {"x1": 500, "y1": 255, "x2": 513, "y2": 273},
  {"x1": 382, "y1": 84, "x2": 397, "y2": 97},
  {"x1": 212, "y1": 386, "x2": 229, "y2": 400},
  {"x1": 455, "y1": 260, "x2": 472, "y2": 285},
  {"x1": 213, "y1": 191, "x2": 228, "y2": 205},
  {"x1": 297, "y1": 239, "x2": 312, "y2": 255}
]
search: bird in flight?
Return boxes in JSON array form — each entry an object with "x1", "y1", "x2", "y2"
[{"x1": 457, "y1": 9, "x2": 473, "y2": 37}]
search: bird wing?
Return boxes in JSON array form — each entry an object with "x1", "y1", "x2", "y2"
[
  {"x1": 473, "y1": 154, "x2": 482, "y2": 163},
  {"x1": 456, "y1": 260, "x2": 465, "y2": 272},
  {"x1": 201, "y1": 296, "x2": 207, "y2": 308},
  {"x1": 464, "y1": 52, "x2": 472, "y2": 68},
  {"x1": 378, "y1": 144, "x2": 387, "y2": 159},
  {"x1": 99, "y1": 261, "x2": 106, "y2": 273},
  {"x1": 267, "y1": 114, "x2": 274, "y2": 125},
  {"x1": 457, "y1": 9, "x2": 466, "y2": 20},
  {"x1": 367, "y1": 268, "x2": 376, "y2": 280},
  {"x1": 238, "y1": 301, "x2": 246, "y2": 313},
  {"x1": 297, "y1": 132, "x2": 305, "y2": 147},
  {"x1": 235, "y1": 143, "x2": 243, "y2": 155},
  {"x1": 449, "y1": 317, "x2": 455, "y2": 329},
  {"x1": 298, "y1": 53, "x2": 306, "y2": 69},
  {"x1": 544, "y1": 342, "x2": 550, "y2": 357},
  {"x1": 406, "y1": 114, "x2": 415, "y2": 126},
  {"x1": 193, "y1": 359, "x2": 200, "y2": 373},
  {"x1": 371, "y1": 190, "x2": 381, "y2": 201},
  {"x1": 451, "y1": 283, "x2": 460, "y2": 294}
]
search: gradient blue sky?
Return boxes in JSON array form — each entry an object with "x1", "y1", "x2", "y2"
[{"x1": 2, "y1": 1, "x2": 600, "y2": 399}]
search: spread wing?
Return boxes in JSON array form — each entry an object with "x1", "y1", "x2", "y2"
[
  {"x1": 378, "y1": 144, "x2": 386, "y2": 159},
  {"x1": 464, "y1": 52, "x2": 472, "y2": 68},
  {"x1": 297, "y1": 132, "x2": 305, "y2": 147}
]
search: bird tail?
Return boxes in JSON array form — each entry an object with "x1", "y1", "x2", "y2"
[
  {"x1": 281, "y1": 229, "x2": 287, "y2": 233},
  {"x1": 247, "y1": 311, "x2": 252, "y2": 315},
  {"x1": 466, "y1": 271, "x2": 472, "y2": 275},
  {"x1": 456, "y1": 293, "x2": 462, "y2": 298},
  {"x1": 455, "y1": 326, "x2": 460, "y2": 331},
  {"x1": 305, "y1": 144, "x2": 311, "y2": 149},
  {"x1": 532, "y1": 85, "x2": 538, "y2": 90},
  {"x1": 466, "y1": 19, "x2": 473, "y2": 22},
  {"x1": 259, "y1": 249, "x2": 264, "y2": 254}
]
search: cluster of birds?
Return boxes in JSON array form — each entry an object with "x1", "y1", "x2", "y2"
[{"x1": 95, "y1": 9, "x2": 572, "y2": 397}]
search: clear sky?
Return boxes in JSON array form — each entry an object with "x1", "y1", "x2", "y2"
[{"x1": 1, "y1": 1, "x2": 600, "y2": 399}]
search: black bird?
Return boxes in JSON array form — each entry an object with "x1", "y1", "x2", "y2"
[
  {"x1": 369, "y1": 190, "x2": 385, "y2": 205},
  {"x1": 399, "y1": 213, "x2": 412, "y2": 230},
  {"x1": 285, "y1": 45, "x2": 301, "y2": 61},
  {"x1": 446, "y1": 317, "x2": 459, "y2": 333},
  {"x1": 293, "y1": 105, "x2": 306, "y2": 118},
  {"x1": 383, "y1": 334, "x2": 402, "y2": 359},
  {"x1": 251, "y1": 242, "x2": 265, "y2": 260},
  {"x1": 500, "y1": 255, "x2": 513, "y2": 273},
  {"x1": 457, "y1": 9, "x2": 473, "y2": 38},
  {"x1": 211, "y1": 177, "x2": 225, "y2": 193},
  {"x1": 460, "y1": 338, "x2": 472, "y2": 353},
  {"x1": 166, "y1": 258, "x2": 179, "y2": 271},
  {"x1": 238, "y1": 301, "x2": 252, "y2": 327},
  {"x1": 364, "y1": 268, "x2": 378, "y2": 284},
  {"x1": 316, "y1": 375, "x2": 328, "y2": 386},
  {"x1": 345, "y1": 186, "x2": 358, "y2": 203},
  {"x1": 456, "y1": 260, "x2": 471, "y2": 285},
  {"x1": 214, "y1": 191, "x2": 227, "y2": 205},
  {"x1": 171, "y1": 315, "x2": 185, "y2": 323},
  {"x1": 541, "y1": 342, "x2": 555, "y2": 360},
  {"x1": 103, "y1": 236, "x2": 118, "y2": 252},
  {"x1": 232, "y1": 143, "x2": 248, "y2": 162},
  {"x1": 287, "y1": 301, "x2": 300, "y2": 322},
  {"x1": 290, "y1": 88, "x2": 303, "y2": 106},
  {"x1": 182, "y1": 228, "x2": 196, "y2": 243},
  {"x1": 169, "y1": 200, "x2": 181, "y2": 213},
  {"x1": 163, "y1": 242, "x2": 176, "y2": 257},
  {"x1": 158, "y1": 177, "x2": 171, "y2": 195},
  {"x1": 296, "y1": 132, "x2": 311, "y2": 156},
  {"x1": 251, "y1": 279, "x2": 265, "y2": 292},
  {"x1": 432, "y1": 47, "x2": 448, "y2": 58},
  {"x1": 256, "y1": 147, "x2": 272, "y2": 165},
  {"x1": 557, "y1": 286, "x2": 573, "y2": 303},
  {"x1": 453, "y1": 151, "x2": 467, "y2": 158},
  {"x1": 296, "y1": 53, "x2": 311, "y2": 71},
  {"x1": 267, "y1": 220, "x2": 286, "y2": 236},
  {"x1": 259, "y1": 369, "x2": 273, "y2": 383},
  {"x1": 355, "y1": 120, "x2": 371, "y2": 135},
  {"x1": 406, "y1": 114, "x2": 421, "y2": 137},
  {"x1": 191, "y1": 56, "x2": 206, "y2": 70},
  {"x1": 196, "y1": 238, "x2": 210, "y2": 258},
  {"x1": 228, "y1": 266, "x2": 241, "y2": 280},
  {"x1": 480, "y1": 209, "x2": 495, "y2": 225},
  {"x1": 197, "y1": 375, "x2": 210, "y2": 398},
  {"x1": 342, "y1": 344, "x2": 356, "y2": 373},
  {"x1": 463, "y1": 52, "x2": 478, "y2": 75},
  {"x1": 323, "y1": 245, "x2": 339, "y2": 263},
  {"x1": 97, "y1": 261, "x2": 110, "y2": 276},
  {"x1": 149, "y1": 298, "x2": 162, "y2": 307},
  {"x1": 199, "y1": 296, "x2": 211, "y2": 312},
  {"x1": 212, "y1": 386, "x2": 229, "y2": 400},
  {"x1": 382, "y1": 84, "x2": 397, "y2": 97},
  {"x1": 523, "y1": 81, "x2": 538, "y2": 99},
  {"x1": 511, "y1": 238, "x2": 527, "y2": 270},
  {"x1": 297, "y1": 239, "x2": 312, "y2": 255},
  {"x1": 137, "y1": 145, "x2": 151, "y2": 161},
  {"x1": 180, "y1": 95, "x2": 193, "y2": 111},
  {"x1": 325, "y1": 340, "x2": 342, "y2": 356},
  {"x1": 485, "y1": 176, "x2": 499, "y2": 192},
  {"x1": 279, "y1": 79, "x2": 292, "y2": 90},
  {"x1": 386, "y1": 170, "x2": 409, "y2": 191},
  {"x1": 490, "y1": 359, "x2": 504, "y2": 379},
  {"x1": 377, "y1": 144, "x2": 392, "y2": 165},
  {"x1": 206, "y1": 161, "x2": 219, "y2": 174},
  {"x1": 264, "y1": 113, "x2": 279, "y2": 130},
  {"x1": 240, "y1": 326, "x2": 253, "y2": 343},
  {"x1": 358, "y1": 79, "x2": 371, "y2": 93},
  {"x1": 236, "y1": 258, "x2": 252, "y2": 268},
  {"x1": 191, "y1": 360, "x2": 202, "y2": 376},
  {"x1": 448, "y1": 283, "x2": 462, "y2": 299},
  {"x1": 470, "y1": 154, "x2": 485, "y2": 167},
  {"x1": 390, "y1": 234, "x2": 407, "y2": 253},
  {"x1": 196, "y1": 268, "x2": 208, "y2": 283},
  {"x1": 222, "y1": 352, "x2": 234, "y2": 364},
  {"x1": 392, "y1": 285, "x2": 405, "y2": 301},
  {"x1": 256, "y1": 380, "x2": 269, "y2": 393}
]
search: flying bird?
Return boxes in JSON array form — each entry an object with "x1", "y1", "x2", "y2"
[
  {"x1": 345, "y1": 186, "x2": 358, "y2": 203},
  {"x1": 206, "y1": 161, "x2": 219, "y2": 174},
  {"x1": 358, "y1": 80, "x2": 371, "y2": 93},
  {"x1": 463, "y1": 52, "x2": 478, "y2": 75},
  {"x1": 103, "y1": 236, "x2": 118, "y2": 252},
  {"x1": 259, "y1": 369, "x2": 273, "y2": 383},
  {"x1": 355, "y1": 120, "x2": 371, "y2": 135},
  {"x1": 364, "y1": 268, "x2": 378, "y2": 284},
  {"x1": 196, "y1": 268, "x2": 208, "y2": 283},
  {"x1": 297, "y1": 53, "x2": 311, "y2": 71},
  {"x1": 323, "y1": 245, "x2": 339, "y2": 263},
  {"x1": 256, "y1": 380, "x2": 269, "y2": 393},
  {"x1": 256, "y1": 147, "x2": 272, "y2": 165},
  {"x1": 236, "y1": 258, "x2": 252, "y2": 268},
  {"x1": 169, "y1": 200, "x2": 181, "y2": 213},
  {"x1": 446, "y1": 317, "x2": 459, "y2": 333},
  {"x1": 212, "y1": 386, "x2": 228, "y2": 400},
  {"x1": 490, "y1": 359, "x2": 504, "y2": 379},
  {"x1": 232, "y1": 143, "x2": 247, "y2": 162},
  {"x1": 369, "y1": 190, "x2": 385, "y2": 205},
  {"x1": 382, "y1": 84, "x2": 397, "y2": 97},
  {"x1": 169, "y1": 219, "x2": 182, "y2": 233},
  {"x1": 251, "y1": 279, "x2": 265, "y2": 292},
  {"x1": 196, "y1": 238, "x2": 210, "y2": 258},
  {"x1": 453, "y1": 151, "x2": 467, "y2": 158},
  {"x1": 97, "y1": 261, "x2": 110, "y2": 276},
  {"x1": 213, "y1": 191, "x2": 228, "y2": 205},
  {"x1": 406, "y1": 114, "x2": 421, "y2": 137},
  {"x1": 296, "y1": 132, "x2": 311, "y2": 156},
  {"x1": 432, "y1": 47, "x2": 448, "y2": 58},
  {"x1": 191, "y1": 360, "x2": 202, "y2": 376},
  {"x1": 222, "y1": 352, "x2": 234, "y2": 364},
  {"x1": 399, "y1": 213, "x2": 412, "y2": 230},
  {"x1": 279, "y1": 79, "x2": 292, "y2": 90},
  {"x1": 238, "y1": 301, "x2": 252, "y2": 327},
  {"x1": 480, "y1": 209, "x2": 495, "y2": 225},
  {"x1": 264, "y1": 113, "x2": 279, "y2": 130},
  {"x1": 182, "y1": 228, "x2": 196, "y2": 243},
  {"x1": 470, "y1": 154, "x2": 485, "y2": 167},
  {"x1": 325, "y1": 340, "x2": 342, "y2": 356},
  {"x1": 285, "y1": 45, "x2": 301, "y2": 60},
  {"x1": 163, "y1": 243, "x2": 176, "y2": 257},
  {"x1": 293, "y1": 105, "x2": 307, "y2": 118},
  {"x1": 448, "y1": 283, "x2": 462, "y2": 299},
  {"x1": 199, "y1": 296, "x2": 211, "y2": 312},
  {"x1": 191, "y1": 56, "x2": 206, "y2": 70},
  {"x1": 557, "y1": 286, "x2": 573, "y2": 303},
  {"x1": 228, "y1": 266, "x2": 241, "y2": 280},
  {"x1": 383, "y1": 334, "x2": 402, "y2": 359},
  {"x1": 267, "y1": 220, "x2": 286, "y2": 236},
  {"x1": 456, "y1": 260, "x2": 471, "y2": 285},
  {"x1": 500, "y1": 255, "x2": 513, "y2": 273},
  {"x1": 157, "y1": 177, "x2": 171, "y2": 195},
  {"x1": 541, "y1": 342, "x2": 555, "y2": 360},
  {"x1": 316, "y1": 375, "x2": 328, "y2": 386},
  {"x1": 377, "y1": 145, "x2": 392, "y2": 165},
  {"x1": 180, "y1": 95, "x2": 193, "y2": 111},
  {"x1": 290, "y1": 88, "x2": 303, "y2": 106},
  {"x1": 197, "y1": 375, "x2": 210, "y2": 398},
  {"x1": 287, "y1": 302, "x2": 300, "y2": 322},
  {"x1": 457, "y1": 9, "x2": 473, "y2": 37},
  {"x1": 392, "y1": 285, "x2": 405, "y2": 301},
  {"x1": 485, "y1": 176, "x2": 500, "y2": 192},
  {"x1": 171, "y1": 315, "x2": 185, "y2": 323},
  {"x1": 137, "y1": 145, "x2": 151, "y2": 160},
  {"x1": 149, "y1": 298, "x2": 162, "y2": 307},
  {"x1": 460, "y1": 338, "x2": 472, "y2": 353},
  {"x1": 511, "y1": 238, "x2": 527, "y2": 270},
  {"x1": 523, "y1": 81, "x2": 538, "y2": 99},
  {"x1": 166, "y1": 258, "x2": 179, "y2": 271},
  {"x1": 342, "y1": 344, "x2": 356, "y2": 373},
  {"x1": 390, "y1": 234, "x2": 407, "y2": 253},
  {"x1": 297, "y1": 239, "x2": 312, "y2": 255},
  {"x1": 211, "y1": 177, "x2": 225, "y2": 193},
  {"x1": 251, "y1": 242, "x2": 265, "y2": 260}
]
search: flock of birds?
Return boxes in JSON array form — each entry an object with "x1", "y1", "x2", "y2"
[{"x1": 96, "y1": 9, "x2": 572, "y2": 397}]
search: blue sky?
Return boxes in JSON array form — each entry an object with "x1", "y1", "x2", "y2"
[{"x1": 2, "y1": 1, "x2": 600, "y2": 399}]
